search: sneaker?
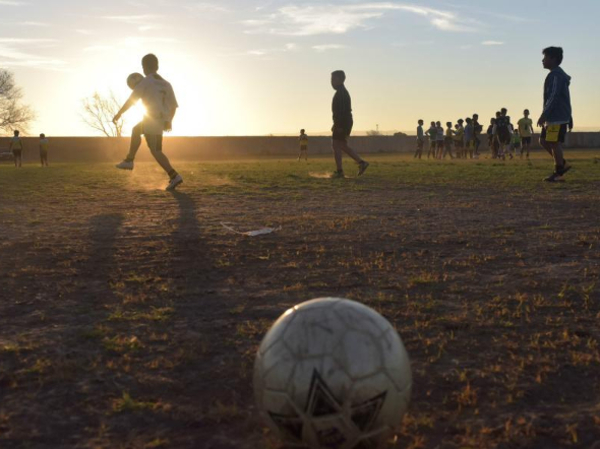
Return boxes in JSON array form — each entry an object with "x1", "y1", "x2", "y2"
[
  {"x1": 556, "y1": 162, "x2": 572, "y2": 176},
  {"x1": 331, "y1": 170, "x2": 345, "y2": 179},
  {"x1": 116, "y1": 160, "x2": 134, "y2": 170},
  {"x1": 544, "y1": 173, "x2": 563, "y2": 183},
  {"x1": 357, "y1": 161, "x2": 370, "y2": 177},
  {"x1": 166, "y1": 174, "x2": 183, "y2": 191}
]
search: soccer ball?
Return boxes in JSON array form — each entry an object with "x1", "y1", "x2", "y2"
[
  {"x1": 126, "y1": 72, "x2": 144, "y2": 90},
  {"x1": 254, "y1": 298, "x2": 411, "y2": 449}
]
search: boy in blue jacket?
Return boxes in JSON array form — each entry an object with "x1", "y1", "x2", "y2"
[{"x1": 537, "y1": 47, "x2": 573, "y2": 182}]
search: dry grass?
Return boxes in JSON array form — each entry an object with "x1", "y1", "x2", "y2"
[{"x1": 0, "y1": 152, "x2": 599, "y2": 448}]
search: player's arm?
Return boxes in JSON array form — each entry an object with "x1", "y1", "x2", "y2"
[
  {"x1": 538, "y1": 73, "x2": 563, "y2": 127},
  {"x1": 113, "y1": 93, "x2": 138, "y2": 124},
  {"x1": 568, "y1": 116, "x2": 574, "y2": 132}
]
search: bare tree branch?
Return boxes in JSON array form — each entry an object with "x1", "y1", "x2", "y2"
[
  {"x1": 0, "y1": 69, "x2": 35, "y2": 133},
  {"x1": 80, "y1": 91, "x2": 124, "y2": 137}
]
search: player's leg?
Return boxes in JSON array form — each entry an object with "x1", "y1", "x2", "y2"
[
  {"x1": 117, "y1": 122, "x2": 143, "y2": 170},
  {"x1": 332, "y1": 139, "x2": 344, "y2": 175},
  {"x1": 40, "y1": 152, "x2": 44, "y2": 167},
  {"x1": 145, "y1": 134, "x2": 183, "y2": 190},
  {"x1": 340, "y1": 140, "x2": 369, "y2": 176}
]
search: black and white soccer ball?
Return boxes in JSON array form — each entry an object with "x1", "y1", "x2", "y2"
[
  {"x1": 254, "y1": 298, "x2": 412, "y2": 449},
  {"x1": 126, "y1": 72, "x2": 144, "y2": 90}
]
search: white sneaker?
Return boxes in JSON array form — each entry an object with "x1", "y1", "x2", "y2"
[
  {"x1": 116, "y1": 160, "x2": 134, "y2": 170},
  {"x1": 166, "y1": 174, "x2": 183, "y2": 191}
]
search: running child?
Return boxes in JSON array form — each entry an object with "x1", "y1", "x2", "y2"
[
  {"x1": 9, "y1": 130, "x2": 23, "y2": 168},
  {"x1": 330, "y1": 70, "x2": 369, "y2": 177},
  {"x1": 537, "y1": 47, "x2": 573, "y2": 182},
  {"x1": 114, "y1": 54, "x2": 183, "y2": 191},
  {"x1": 298, "y1": 129, "x2": 308, "y2": 161},
  {"x1": 517, "y1": 109, "x2": 534, "y2": 159},
  {"x1": 414, "y1": 120, "x2": 424, "y2": 159},
  {"x1": 39, "y1": 133, "x2": 49, "y2": 167}
]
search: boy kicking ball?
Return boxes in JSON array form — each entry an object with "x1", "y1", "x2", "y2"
[
  {"x1": 537, "y1": 46, "x2": 573, "y2": 183},
  {"x1": 113, "y1": 54, "x2": 183, "y2": 191}
]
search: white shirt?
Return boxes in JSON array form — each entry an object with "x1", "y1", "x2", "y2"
[{"x1": 132, "y1": 73, "x2": 178, "y2": 133}]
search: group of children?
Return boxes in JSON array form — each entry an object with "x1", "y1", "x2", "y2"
[
  {"x1": 415, "y1": 115, "x2": 482, "y2": 160},
  {"x1": 486, "y1": 108, "x2": 534, "y2": 160},
  {"x1": 415, "y1": 109, "x2": 535, "y2": 161},
  {"x1": 8, "y1": 130, "x2": 49, "y2": 168}
]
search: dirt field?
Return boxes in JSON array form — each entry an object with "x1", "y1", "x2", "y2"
[{"x1": 1, "y1": 152, "x2": 600, "y2": 449}]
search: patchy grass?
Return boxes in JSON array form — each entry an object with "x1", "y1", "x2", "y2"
[{"x1": 0, "y1": 151, "x2": 599, "y2": 448}]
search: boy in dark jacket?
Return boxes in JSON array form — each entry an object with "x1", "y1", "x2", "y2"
[
  {"x1": 537, "y1": 47, "x2": 573, "y2": 182},
  {"x1": 330, "y1": 70, "x2": 369, "y2": 177}
]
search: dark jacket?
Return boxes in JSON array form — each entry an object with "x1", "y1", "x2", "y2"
[
  {"x1": 332, "y1": 85, "x2": 353, "y2": 139},
  {"x1": 543, "y1": 67, "x2": 572, "y2": 125}
]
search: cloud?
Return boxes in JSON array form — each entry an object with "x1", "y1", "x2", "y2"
[
  {"x1": 313, "y1": 44, "x2": 345, "y2": 52},
  {"x1": 21, "y1": 21, "x2": 50, "y2": 27},
  {"x1": 0, "y1": 38, "x2": 56, "y2": 44},
  {"x1": 0, "y1": 42, "x2": 66, "y2": 70},
  {"x1": 243, "y1": 2, "x2": 481, "y2": 36},
  {"x1": 481, "y1": 40, "x2": 504, "y2": 46},
  {"x1": 246, "y1": 42, "x2": 300, "y2": 57},
  {"x1": 103, "y1": 14, "x2": 162, "y2": 32},
  {"x1": 0, "y1": 0, "x2": 28, "y2": 5},
  {"x1": 185, "y1": 2, "x2": 231, "y2": 13}
]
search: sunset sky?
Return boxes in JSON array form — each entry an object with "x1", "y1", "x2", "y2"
[{"x1": 1, "y1": 0, "x2": 599, "y2": 136}]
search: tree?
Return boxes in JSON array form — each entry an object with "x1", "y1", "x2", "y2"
[
  {"x1": 0, "y1": 69, "x2": 35, "y2": 133},
  {"x1": 81, "y1": 91, "x2": 124, "y2": 137}
]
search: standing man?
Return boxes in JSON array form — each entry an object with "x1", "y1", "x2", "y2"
[
  {"x1": 517, "y1": 109, "x2": 534, "y2": 159},
  {"x1": 537, "y1": 47, "x2": 573, "y2": 182},
  {"x1": 113, "y1": 54, "x2": 183, "y2": 191},
  {"x1": 330, "y1": 70, "x2": 369, "y2": 177}
]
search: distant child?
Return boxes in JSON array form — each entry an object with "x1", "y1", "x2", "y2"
[
  {"x1": 444, "y1": 122, "x2": 454, "y2": 159},
  {"x1": 9, "y1": 130, "x2": 23, "y2": 168},
  {"x1": 472, "y1": 113, "x2": 482, "y2": 155},
  {"x1": 330, "y1": 70, "x2": 369, "y2": 177},
  {"x1": 517, "y1": 109, "x2": 534, "y2": 159},
  {"x1": 454, "y1": 119, "x2": 465, "y2": 158},
  {"x1": 113, "y1": 55, "x2": 183, "y2": 191},
  {"x1": 511, "y1": 129, "x2": 522, "y2": 156},
  {"x1": 537, "y1": 47, "x2": 573, "y2": 182},
  {"x1": 435, "y1": 121, "x2": 444, "y2": 159},
  {"x1": 488, "y1": 118, "x2": 497, "y2": 159},
  {"x1": 426, "y1": 121, "x2": 437, "y2": 159},
  {"x1": 464, "y1": 117, "x2": 474, "y2": 159},
  {"x1": 39, "y1": 133, "x2": 49, "y2": 167},
  {"x1": 496, "y1": 108, "x2": 512, "y2": 160},
  {"x1": 414, "y1": 120, "x2": 424, "y2": 159},
  {"x1": 298, "y1": 129, "x2": 308, "y2": 161}
]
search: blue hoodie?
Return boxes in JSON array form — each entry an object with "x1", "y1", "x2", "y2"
[{"x1": 543, "y1": 67, "x2": 572, "y2": 125}]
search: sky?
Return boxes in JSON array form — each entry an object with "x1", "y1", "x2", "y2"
[{"x1": 1, "y1": 0, "x2": 600, "y2": 136}]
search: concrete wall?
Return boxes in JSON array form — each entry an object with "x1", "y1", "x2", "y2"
[{"x1": 1, "y1": 133, "x2": 598, "y2": 162}]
